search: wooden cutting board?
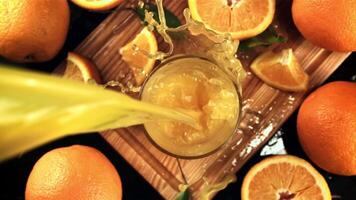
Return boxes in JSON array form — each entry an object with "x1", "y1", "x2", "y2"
[{"x1": 55, "y1": 0, "x2": 350, "y2": 199}]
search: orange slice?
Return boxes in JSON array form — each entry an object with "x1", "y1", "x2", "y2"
[
  {"x1": 64, "y1": 52, "x2": 102, "y2": 84},
  {"x1": 120, "y1": 27, "x2": 158, "y2": 85},
  {"x1": 188, "y1": 0, "x2": 275, "y2": 40},
  {"x1": 241, "y1": 155, "x2": 331, "y2": 200},
  {"x1": 250, "y1": 48, "x2": 309, "y2": 92},
  {"x1": 70, "y1": 0, "x2": 123, "y2": 11}
]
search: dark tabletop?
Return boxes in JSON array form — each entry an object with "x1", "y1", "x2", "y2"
[{"x1": 0, "y1": 2, "x2": 355, "y2": 200}]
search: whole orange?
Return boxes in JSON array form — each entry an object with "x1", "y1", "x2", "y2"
[
  {"x1": 25, "y1": 145, "x2": 122, "y2": 200},
  {"x1": 297, "y1": 81, "x2": 356, "y2": 176},
  {"x1": 292, "y1": 0, "x2": 356, "y2": 52},
  {"x1": 0, "y1": 0, "x2": 70, "y2": 63}
]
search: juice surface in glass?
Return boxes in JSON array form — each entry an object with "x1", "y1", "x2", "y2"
[{"x1": 141, "y1": 56, "x2": 240, "y2": 158}]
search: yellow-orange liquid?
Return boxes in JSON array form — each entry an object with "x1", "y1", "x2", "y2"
[{"x1": 142, "y1": 57, "x2": 239, "y2": 157}]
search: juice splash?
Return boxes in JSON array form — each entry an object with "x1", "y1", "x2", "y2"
[
  {"x1": 119, "y1": 0, "x2": 246, "y2": 93},
  {"x1": 158, "y1": 0, "x2": 246, "y2": 87},
  {"x1": 199, "y1": 174, "x2": 236, "y2": 200},
  {"x1": 176, "y1": 174, "x2": 236, "y2": 200}
]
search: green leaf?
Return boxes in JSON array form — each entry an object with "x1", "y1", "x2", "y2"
[
  {"x1": 175, "y1": 186, "x2": 191, "y2": 200},
  {"x1": 0, "y1": 66, "x2": 197, "y2": 160},
  {"x1": 238, "y1": 27, "x2": 287, "y2": 51},
  {"x1": 134, "y1": 2, "x2": 181, "y2": 28}
]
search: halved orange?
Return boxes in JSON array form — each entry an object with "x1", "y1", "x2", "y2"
[
  {"x1": 188, "y1": 0, "x2": 275, "y2": 40},
  {"x1": 241, "y1": 155, "x2": 331, "y2": 200},
  {"x1": 120, "y1": 27, "x2": 158, "y2": 85},
  {"x1": 70, "y1": 0, "x2": 123, "y2": 11},
  {"x1": 64, "y1": 52, "x2": 102, "y2": 84},
  {"x1": 250, "y1": 48, "x2": 309, "y2": 92}
]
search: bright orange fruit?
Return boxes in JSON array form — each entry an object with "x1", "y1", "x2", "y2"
[
  {"x1": 0, "y1": 0, "x2": 70, "y2": 63},
  {"x1": 71, "y1": 0, "x2": 123, "y2": 11},
  {"x1": 26, "y1": 145, "x2": 122, "y2": 200},
  {"x1": 241, "y1": 155, "x2": 331, "y2": 200},
  {"x1": 120, "y1": 27, "x2": 158, "y2": 85},
  {"x1": 292, "y1": 0, "x2": 356, "y2": 51},
  {"x1": 250, "y1": 48, "x2": 309, "y2": 92},
  {"x1": 64, "y1": 52, "x2": 102, "y2": 84},
  {"x1": 297, "y1": 81, "x2": 356, "y2": 176},
  {"x1": 188, "y1": 0, "x2": 275, "y2": 39}
]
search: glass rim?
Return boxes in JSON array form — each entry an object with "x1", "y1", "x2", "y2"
[{"x1": 139, "y1": 54, "x2": 243, "y2": 159}]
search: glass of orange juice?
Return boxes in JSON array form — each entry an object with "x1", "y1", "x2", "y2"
[{"x1": 141, "y1": 55, "x2": 241, "y2": 158}]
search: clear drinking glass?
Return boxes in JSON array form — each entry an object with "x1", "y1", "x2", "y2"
[{"x1": 140, "y1": 55, "x2": 241, "y2": 158}]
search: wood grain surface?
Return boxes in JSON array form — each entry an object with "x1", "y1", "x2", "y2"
[{"x1": 55, "y1": 0, "x2": 350, "y2": 199}]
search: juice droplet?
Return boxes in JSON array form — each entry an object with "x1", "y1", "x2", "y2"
[
  {"x1": 199, "y1": 174, "x2": 236, "y2": 200},
  {"x1": 241, "y1": 54, "x2": 250, "y2": 59},
  {"x1": 231, "y1": 158, "x2": 238, "y2": 166},
  {"x1": 104, "y1": 80, "x2": 142, "y2": 93},
  {"x1": 351, "y1": 75, "x2": 356, "y2": 81},
  {"x1": 137, "y1": 0, "x2": 145, "y2": 8},
  {"x1": 231, "y1": 137, "x2": 243, "y2": 150},
  {"x1": 287, "y1": 95, "x2": 295, "y2": 101},
  {"x1": 242, "y1": 98, "x2": 254, "y2": 106},
  {"x1": 239, "y1": 123, "x2": 275, "y2": 158}
]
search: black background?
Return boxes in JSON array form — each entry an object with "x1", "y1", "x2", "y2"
[{"x1": 0, "y1": 2, "x2": 355, "y2": 200}]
